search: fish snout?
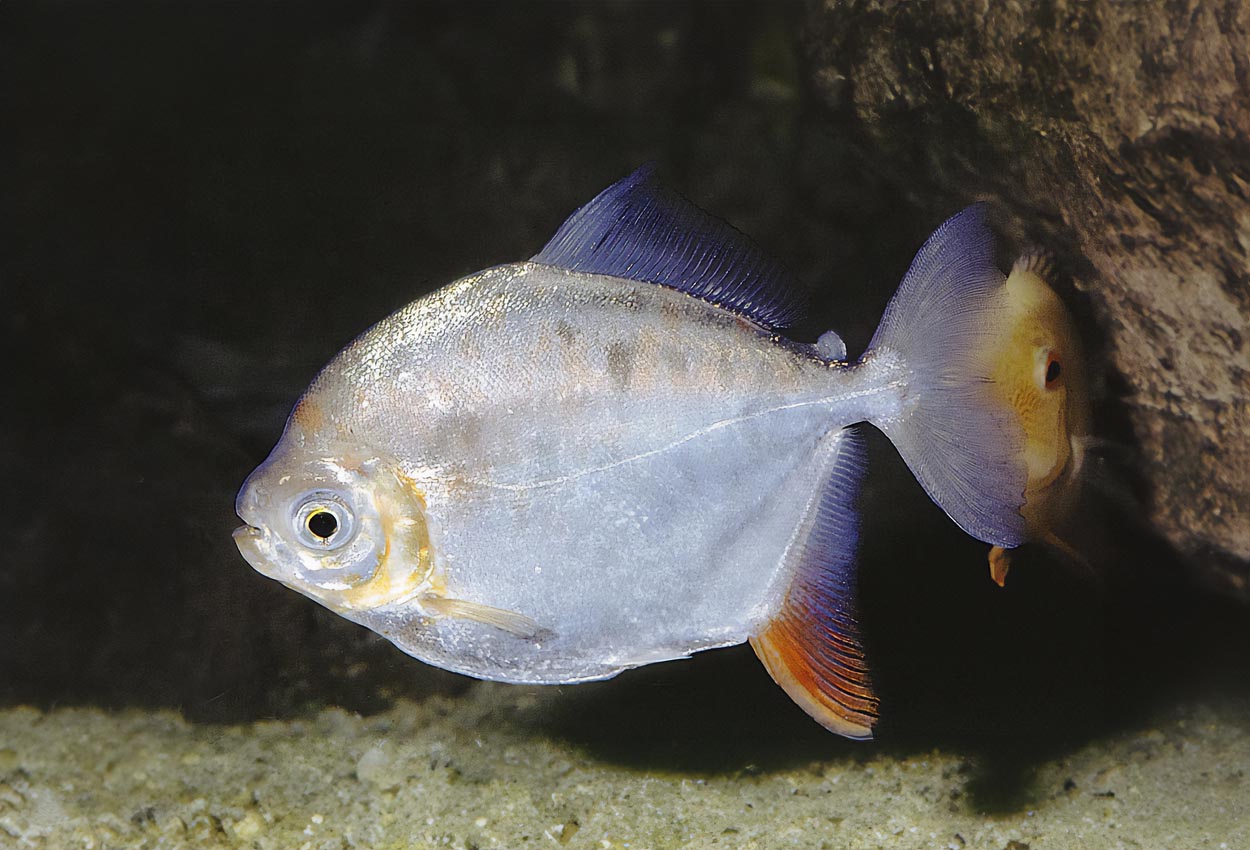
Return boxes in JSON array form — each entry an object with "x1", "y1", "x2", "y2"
[
  {"x1": 232, "y1": 523, "x2": 262, "y2": 545},
  {"x1": 234, "y1": 466, "x2": 271, "y2": 527},
  {"x1": 231, "y1": 522, "x2": 271, "y2": 573},
  {"x1": 233, "y1": 473, "x2": 278, "y2": 574}
]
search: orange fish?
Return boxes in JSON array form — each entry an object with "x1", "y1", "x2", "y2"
[{"x1": 984, "y1": 254, "x2": 1093, "y2": 586}]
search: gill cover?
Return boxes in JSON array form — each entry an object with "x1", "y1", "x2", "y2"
[{"x1": 234, "y1": 446, "x2": 434, "y2": 616}]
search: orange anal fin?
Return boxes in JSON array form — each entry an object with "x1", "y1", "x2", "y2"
[
  {"x1": 751, "y1": 427, "x2": 878, "y2": 740},
  {"x1": 751, "y1": 620, "x2": 876, "y2": 740},
  {"x1": 988, "y1": 545, "x2": 1013, "y2": 587}
]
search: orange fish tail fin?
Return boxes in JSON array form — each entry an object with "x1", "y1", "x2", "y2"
[{"x1": 750, "y1": 427, "x2": 878, "y2": 740}]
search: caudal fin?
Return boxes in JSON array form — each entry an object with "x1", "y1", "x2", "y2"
[{"x1": 865, "y1": 204, "x2": 1027, "y2": 548}]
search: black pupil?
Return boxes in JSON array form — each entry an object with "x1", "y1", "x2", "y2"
[
  {"x1": 1046, "y1": 359, "x2": 1062, "y2": 384},
  {"x1": 307, "y1": 510, "x2": 339, "y2": 539}
]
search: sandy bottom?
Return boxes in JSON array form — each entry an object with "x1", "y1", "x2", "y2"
[{"x1": 1, "y1": 679, "x2": 1246, "y2": 850}]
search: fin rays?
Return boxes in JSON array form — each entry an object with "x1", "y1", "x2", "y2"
[
  {"x1": 866, "y1": 204, "x2": 1028, "y2": 547},
  {"x1": 533, "y1": 164, "x2": 808, "y2": 330},
  {"x1": 750, "y1": 428, "x2": 879, "y2": 740},
  {"x1": 421, "y1": 596, "x2": 554, "y2": 642}
]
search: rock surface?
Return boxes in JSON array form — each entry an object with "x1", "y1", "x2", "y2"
[{"x1": 806, "y1": 0, "x2": 1250, "y2": 597}]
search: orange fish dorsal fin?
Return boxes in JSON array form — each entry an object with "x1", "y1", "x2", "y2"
[{"x1": 749, "y1": 428, "x2": 879, "y2": 740}]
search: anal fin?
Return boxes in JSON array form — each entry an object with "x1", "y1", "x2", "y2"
[{"x1": 749, "y1": 427, "x2": 878, "y2": 740}]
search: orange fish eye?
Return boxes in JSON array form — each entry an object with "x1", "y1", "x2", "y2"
[{"x1": 1044, "y1": 353, "x2": 1062, "y2": 388}]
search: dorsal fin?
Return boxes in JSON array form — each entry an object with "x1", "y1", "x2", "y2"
[
  {"x1": 750, "y1": 427, "x2": 878, "y2": 739},
  {"x1": 533, "y1": 164, "x2": 808, "y2": 330}
]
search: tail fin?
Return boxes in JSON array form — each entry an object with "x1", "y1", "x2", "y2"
[{"x1": 865, "y1": 204, "x2": 1027, "y2": 548}]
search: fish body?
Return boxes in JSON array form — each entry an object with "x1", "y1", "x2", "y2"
[
  {"x1": 992, "y1": 254, "x2": 1091, "y2": 530},
  {"x1": 235, "y1": 166, "x2": 1028, "y2": 738},
  {"x1": 241, "y1": 265, "x2": 900, "y2": 682}
]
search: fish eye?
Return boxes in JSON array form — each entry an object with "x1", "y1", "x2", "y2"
[
  {"x1": 1045, "y1": 354, "x2": 1062, "y2": 388},
  {"x1": 307, "y1": 510, "x2": 338, "y2": 539},
  {"x1": 292, "y1": 492, "x2": 356, "y2": 550}
]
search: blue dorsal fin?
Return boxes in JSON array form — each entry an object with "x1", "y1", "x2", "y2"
[
  {"x1": 750, "y1": 427, "x2": 878, "y2": 740},
  {"x1": 533, "y1": 164, "x2": 808, "y2": 330}
]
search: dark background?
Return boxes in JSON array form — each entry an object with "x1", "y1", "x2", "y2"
[{"x1": 5, "y1": 1, "x2": 1245, "y2": 773}]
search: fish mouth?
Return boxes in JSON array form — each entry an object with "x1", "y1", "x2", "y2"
[
  {"x1": 232, "y1": 524, "x2": 269, "y2": 572},
  {"x1": 232, "y1": 523, "x2": 261, "y2": 544}
]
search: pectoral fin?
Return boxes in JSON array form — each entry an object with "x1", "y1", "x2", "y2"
[
  {"x1": 422, "y1": 597, "x2": 554, "y2": 641},
  {"x1": 988, "y1": 546, "x2": 1013, "y2": 587},
  {"x1": 989, "y1": 533, "x2": 1093, "y2": 588}
]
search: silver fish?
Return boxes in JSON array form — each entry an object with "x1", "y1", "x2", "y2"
[{"x1": 234, "y1": 166, "x2": 1026, "y2": 739}]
